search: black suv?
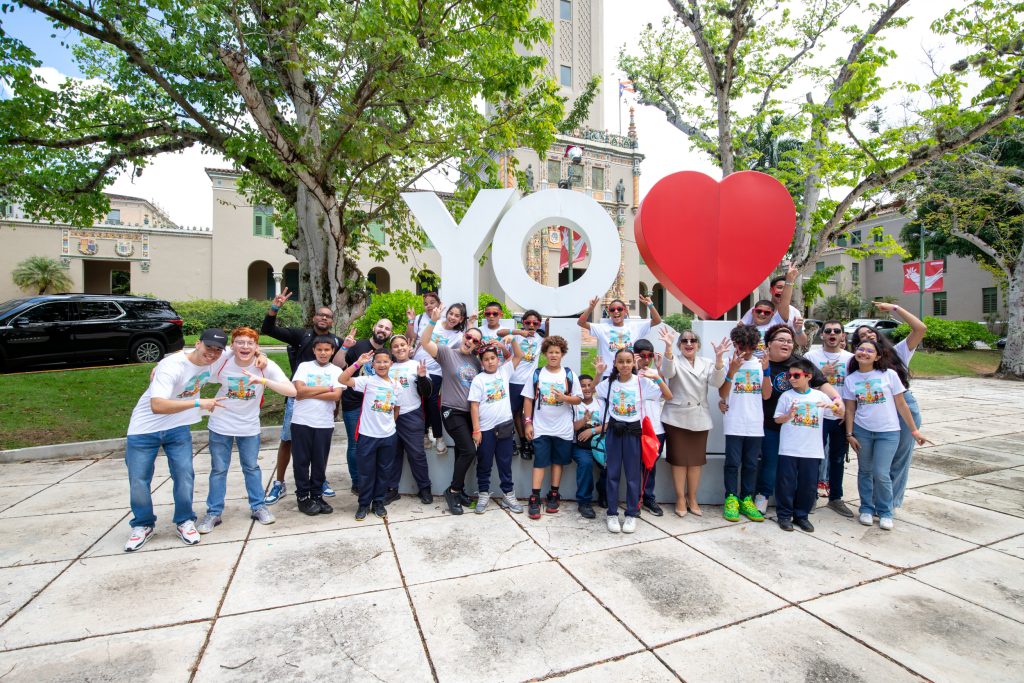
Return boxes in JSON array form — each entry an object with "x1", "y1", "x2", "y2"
[{"x1": 0, "y1": 294, "x2": 185, "y2": 371}]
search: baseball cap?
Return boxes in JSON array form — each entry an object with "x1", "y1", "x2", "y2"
[{"x1": 199, "y1": 328, "x2": 227, "y2": 350}]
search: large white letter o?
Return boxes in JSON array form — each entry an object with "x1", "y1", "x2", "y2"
[{"x1": 492, "y1": 190, "x2": 621, "y2": 316}]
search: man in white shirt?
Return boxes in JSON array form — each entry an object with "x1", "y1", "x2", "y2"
[
  {"x1": 123, "y1": 329, "x2": 229, "y2": 552},
  {"x1": 740, "y1": 267, "x2": 809, "y2": 346}
]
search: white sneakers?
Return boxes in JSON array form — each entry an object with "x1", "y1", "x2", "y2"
[
  {"x1": 859, "y1": 513, "x2": 874, "y2": 526},
  {"x1": 124, "y1": 526, "x2": 154, "y2": 552},
  {"x1": 606, "y1": 515, "x2": 621, "y2": 533},
  {"x1": 435, "y1": 440, "x2": 448, "y2": 455},
  {"x1": 607, "y1": 515, "x2": 637, "y2": 533},
  {"x1": 879, "y1": 517, "x2": 894, "y2": 530},
  {"x1": 176, "y1": 520, "x2": 201, "y2": 545},
  {"x1": 754, "y1": 494, "x2": 769, "y2": 514},
  {"x1": 475, "y1": 492, "x2": 490, "y2": 514},
  {"x1": 622, "y1": 516, "x2": 637, "y2": 534}
]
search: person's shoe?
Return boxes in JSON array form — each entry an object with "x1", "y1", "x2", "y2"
[
  {"x1": 827, "y1": 499, "x2": 855, "y2": 518},
  {"x1": 265, "y1": 480, "x2": 286, "y2": 505},
  {"x1": 423, "y1": 434, "x2": 434, "y2": 450},
  {"x1": 355, "y1": 505, "x2": 369, "y2": 521},
  {"x1": 251, "y1": 506, "x2": 276, "y2": 525},
  {"x1": 528, "y1": 494, "x2": 541, "y2": 520},
  {"x1": 297, "y1": 495, "x2": 322, "y2": 516},
  {"x1": 418, "y1": 488, "x2": 433, "y2": 505},
  {"x1": 383, "y1": 488, "x2": 401, "y2": 505},
  {"x1": 435, "y1": 440, "x2": 448, "y2": 455},
  {"x1": 754, "y1": 494, "x2": 769, "y2": 514},
  {"x1": 444, "y1": 489, "x2": 464, "y2": 515},
  {"x1": 520, "y1": 441, "x2": 533, "y2": 461},
  {"x1": 176, "y1": 520, "x2": 201, "y2": 545},
  {"x1": 322, "y1": 481, "x2": 336, "y2": 497},
  {"x1": 642, "y1": 500, "x2": 664, "y2": 517},
  {"x1": 498, "y1": 492, "x2": 523, "y2": 513},
  {"x1": 458, "y1": 490, "x2": 473, "y2": 507},
  {"x1": 739, "y1": 496, "x2": 765, "y2": 522},
  {"x1": 475, "y1": 492, "x2": 490, "y2": 514},
  {"x1": 606, "y1": 515, "x2": 621, "y2": 533},
  {"x1": 778, "y1": 518, "x2": 794, "y2": 532},
  {"x1": 373, "y1": 501, "x2": 388, "y2": 518},
  {"x1": 578, "y1": 502, "x2": 596, "y2": 519},
  {"x1": 196, "y1": 513, "x2": 221, "y2": 534},
  {"x1": 794, "y1": 517, "x2": 814, "y2": 533},
  {"x1": 859, "y1": 512, "x2": 874, "y2": 526},
  {"x1": 314, "y1": 496, "x2": 333, "y2": 514},
  {"x1": 350, "y1": 485, "x2": 359, "y2": 495},
  {"x1": 124, "y1": 525, "x2": 154, "y2": 552},
  {"x1": 817, "y1": 481, "x2": 830, "y2": 498},
  {"x1": 545, "y1": 490, "x2": 561, "y2": 514},
  {"x1": 622, "y1": 516, "x2": 637, "y2": 534},
  {"x1": 879, "y1": 517, "x2": 894, "y2": 531},
  {"x1": 723, "y1": 494, "x2": 741, "y2": 522}
]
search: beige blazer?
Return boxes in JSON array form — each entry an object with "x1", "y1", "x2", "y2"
[{"x1": 660, "y1": 354, "x2": 727, "y2": 432}]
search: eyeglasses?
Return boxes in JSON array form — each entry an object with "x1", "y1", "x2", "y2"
[
  {"x1": 753, "y1": 308, "x2": 773, "y2": 316},
  {"x1": 608, "y1": 306, "x2": 626, "y2": 313},
  {"x1": 484, "y1": 311, "x2": 501, "y2": 317},
  {"x1": 855, "y1": 346, "x2": 876, "y2": 353},
  {"x1": 787, "y1": 371, "x2": 809, "y2": 379},
  {"x1": 523, "y1": 320, "x2": 541, "y2": 328},
  {"x1": 315, "y1": 312, "x2": 334, "y2": 319},
  {"x1": 823, "y1": 328, "x2": 843, "y2": 334},
  {"x1": 680, "y1": 338, "x2": 698, "y2": 345},
  {"x1": 637, "y1": 351, "x2": 654, "y2": 359},
  {"x1": 465, "y1": 336, "x2": 482, "y2": 346},
  {"x1": 769, "y1": 337, "x2": 793, "y2": 344}
]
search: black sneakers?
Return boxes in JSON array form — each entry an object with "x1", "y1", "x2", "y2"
[
  {"x1": 355, "y1": 504, "x2": 369, "y2": 521},
  {"x1": 383, "y1": 488, "x2": 401, "y2": 505},
  {"x1": 545, "y1": 490, "x2": 561, "y2": 513},
  {"x1": 778, "y1": 517, "x2": 795, "y2": 532},
  {"x1": 418, "y1": 488, "x2": 433, "y2": 505},
  {"x1": 527, "y1": 494, "x2": 541, "y2": 519},
  {"x1": 520, "y1": 440, "x2": 534, "y2": 460},
  {"x1": 794, "y1": 517, "x2": 814, "y2": 533},
  {"x1": 297, "y1": 495, "x2": 322, "y2": 516},
  {"x1": 578, "y1": 502, "x2": 596, "y2": 519},
  {"x1": 314, "y1": 496, "x2": 333, "y2": 514},
  {"x1": 444, "y1": 488, "x2": 464, "y2": 515},
  {"x1": 642, "y1": 500, "x2": 664, "y2": 517},
  {"x1": 372, "y1": 501, "x2": 388, "y2": 518}
]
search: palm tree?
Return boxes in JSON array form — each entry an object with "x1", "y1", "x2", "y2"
[{"x1": 12, "y1": 256, "x2": 73, "y2": 294}]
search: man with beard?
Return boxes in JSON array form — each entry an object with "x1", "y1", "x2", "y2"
[
  {"x1": 340, "y1": 317, "x2": 395, "y2": 495},
  {"x1": 261, "y1": 288, "x2": 344, "y2": 503}
]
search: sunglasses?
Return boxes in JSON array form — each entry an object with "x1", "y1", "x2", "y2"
[
  {"x1": 787, "y1": 371, "x2": 809, "y2": 379},
  {"x1": 680, "y1": 338, "x2": 698, "y2": 345},
  {"x1": 465, "y1": 336, "x2": 482, "y2": 346},
  {"x1": 823, "y1": 328, "x2": 843, "y2": 334},
  {"x1": 753, "y1": 308, "x2": 773, "y2": 316},
  {"x1": 608, "y1": 306, "x2": 626, "y2": 313},
  {"x1": 523, "y1": 320, "x2": 541, "y2": 328},
  {"x1": 637, "y1": 351, "x2": 654, "y2": 359},
  {"x1": 484, "y1": 311, "x2": 501, "y2": 317}
]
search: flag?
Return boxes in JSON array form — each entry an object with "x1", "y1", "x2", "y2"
[
  {"x1": 902, "y1": 260, "x2": 944, "y2": 293},
  {"x1": 558, "y1": 226, "x2": 588, "y2": 272},
  {"x1": 618, "y1": 79, "x2": 635, "y2": 96}
]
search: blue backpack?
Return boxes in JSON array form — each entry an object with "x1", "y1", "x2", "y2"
[{"x1": 530, "y1": 366, "x2": 576, "y2": 418}]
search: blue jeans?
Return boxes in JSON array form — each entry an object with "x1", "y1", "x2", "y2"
[
  {"x1": 822, "y1": 418, "x2": 849, "y2": 501},
  {"x1": 280, "y1": 396, "x2": 294, "y2": 442},
  {"x1": 342, "y1": 407, "x2": 361, "y2": 487},
  {"x1": 572, "y1": 446, "x2": 594, "y2": 504},
  {"x1": 854, "y1": 425, "x2": 900, "y2": 519},
  {"x1": 756, "y1": 429, "x2": 781, "y2": 498},
  {"x1": 477, "y1": 428, "x2": 514, "y2": 494},
  {"x1": 125, "y1": 425, "x2": 195, "y2": 527},
  {"x1": 724, "y1": 435, "x2": 761, "y2": 499},
  {"x1": 891, "y1": 390, "x2": 921, "y2": 508},
  {"x1": 207, "y1": 431, "x2": 265, "y2": 515}
]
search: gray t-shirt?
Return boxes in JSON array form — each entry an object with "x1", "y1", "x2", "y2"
[{"x1": 436, "y1": 344, "x2": 481, "y2": 410}]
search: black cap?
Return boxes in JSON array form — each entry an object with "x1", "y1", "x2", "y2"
[{"x1": 199, "y1": 328, "x2": 227, "y2": 350}]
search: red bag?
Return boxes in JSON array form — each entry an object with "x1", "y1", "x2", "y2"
[{"x1": 637, "y1": 378, "x2": 660, "y2": 470}]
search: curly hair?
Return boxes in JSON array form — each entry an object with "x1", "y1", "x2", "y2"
[
  {"x1": 730, "y1": 324, "x2": 761, "y2": 351},
  {"x1": 541, "y1": 335, "x2": 568, "y2": 355}
]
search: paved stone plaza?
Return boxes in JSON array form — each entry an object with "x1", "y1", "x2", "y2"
[{"x1": 0, "y1": 377, "x2": 1022, "y2": 681}]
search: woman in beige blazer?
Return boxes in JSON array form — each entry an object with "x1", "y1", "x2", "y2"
[{"x1": 658, "y1": 327, "x2": 730, "y2": 516}]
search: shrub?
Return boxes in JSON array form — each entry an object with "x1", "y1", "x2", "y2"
[
  {"x1": 477, "y1": 292, "x2": 510, "y2": 318},
  {"x1": 353, "y1": 290, "x2": 423, "y2": 338},
  {"x1": 171, "y1": 299, "x2": 304, "y2": 335},
  {"x1": 663, "y1": 313, "x2": 693, "y2": 333},
  {"x1": 890, "y1": 317, "x2": 998, "y2": 351}
]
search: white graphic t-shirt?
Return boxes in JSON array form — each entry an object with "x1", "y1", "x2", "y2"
[
  {"x1": 573, "y1": 400, "x2": 603, "y2": 447},
  {"x1": 468, "y1": 363, "x2": 514, "y2": 432},
  {"x1": 521, "y1": 366, "x2": 582, "y2": 439},
  {"x1": 753, "y1": 322, "x2": 772, "y2": 358},
  {"x1": 594, "y1": 375, "x2": 661, "y2": 424},
  {"x1": 741, "y1": 304, "x2": 801, "y2": 332},
  {"x1": 804, "y1": 348, "x2": 854, "y2": 420},
  {"x1": 127, "y1": 352, "x2": 215, "y2": 436},
  {"x1": 352, "y1": 374, "x2": 401, "y2": 438},
  {"x1": 509, "y1": 334, "x2": 542, "y2": 385},
  {"x1": 589, "y1": 321, "x2": 651, "y2": 377},
  {"x1": 208, "y1": 356, "x2": 289, "y2": 437},
  {"x1": 842, "y1": 368, "x2": 906, "y2": 433},
  {"x1": 291, "y1": 361, "x2": 344, "y2": 429},
  {"x1": 774, "y1": 388, "x2": 832, "y2": 458},
  {"x1": 722, "y1": 358, "x2": 765, "y2": 437},
  {"x1": 413, "y1": 317, "x2": 461, "y2": 376},
  {"x1": 389, "y1": 359, "x2": 422, "y2": 415}
]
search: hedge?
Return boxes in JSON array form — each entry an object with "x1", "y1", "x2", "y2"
[
  {"x1": 171, "y1": 299, "x2": 304, "y2": 335},
  {"x1": 352, "y1": 290, "x2": 511, "y2": 338},
  {"x1": 889, "y1": 317, "x2": 998, "y2": 351}
]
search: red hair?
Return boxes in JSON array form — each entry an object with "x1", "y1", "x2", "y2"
[{"x1": 231, "y1": 326, "x2": 259, "y2": 342}]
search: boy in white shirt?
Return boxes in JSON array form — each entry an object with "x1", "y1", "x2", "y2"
[
  {"x1": 291, "y1": 336, "x2": 344, "y2": 516},
  {"x1": 772, "y1": 358, "x2": 844, "y2": 533},
  {"x1": 571, "y1": 374, "x2": 603, "y2": 519},
  {"x1": 632, "y1": 339, "x2": 665, "y2": 517}
]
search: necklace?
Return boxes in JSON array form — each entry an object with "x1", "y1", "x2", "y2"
[{"x1": 821, "y1": 348, "x2": 844, "y2": 362}]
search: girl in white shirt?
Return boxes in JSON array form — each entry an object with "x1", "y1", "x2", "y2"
[
  {"x1": 386, "y1": 335, "x2": 434, "y2": 505},
  {"x1": 842, "y1": 339, "x2": 929, "y2": 530}
]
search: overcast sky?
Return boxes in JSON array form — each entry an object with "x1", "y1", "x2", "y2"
[{"x1": 8, "y1": 0, "x2": 967, "y2": 228}]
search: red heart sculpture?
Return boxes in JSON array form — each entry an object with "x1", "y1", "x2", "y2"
[{"x1": 635, "y1": 170, "x2": 796, "y2": 320}]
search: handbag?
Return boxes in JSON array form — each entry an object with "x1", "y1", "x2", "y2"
[{"x1": 637, "y1": 375, "x2": 660, "y2": 471}]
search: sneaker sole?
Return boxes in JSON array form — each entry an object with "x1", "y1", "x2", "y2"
[
  {"x1": 124, "y1": 531, "x2": 154, "y2": 552},
  {"x1": 723, "y1": 514, "x2": 740, "y2": 522},
  {"x1": 197, "y1": 520, "x2": 221, "y2": 534},
  {"x1": 545, "y1": 507, "x2": 559, "y2": 514},
  {"x1": 251, "y1": 515, "x2": 275, "y2": 525},
  {"x1": 528, "y1": 511, "x2": 541, "y2": 520}
]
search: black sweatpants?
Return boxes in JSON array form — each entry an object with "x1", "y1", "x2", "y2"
[
  {"x1": 442, "y1": 406, "x2": 476, "y2": 491},
  {"x1": 290, "y1": 423, "x2": 332, "y2": 498}
]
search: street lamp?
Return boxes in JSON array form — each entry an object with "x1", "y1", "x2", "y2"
[
  {"x1": 918, "y1": 226, "x2": 930, "y2": 318},
  {"x1": 558, "y1": 145, "x2": 584, "y2": 283}
]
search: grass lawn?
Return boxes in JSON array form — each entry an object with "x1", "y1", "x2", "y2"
[
  {"x1": 0, "y1": 352, "x2": 290, "y2": 450},
  {"x1": 909, "y1": 349, "x2": 1003, "y2": 378}
]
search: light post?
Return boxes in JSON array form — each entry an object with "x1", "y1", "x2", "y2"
[
  {"x1": 918, "y1": 226, "x2": 930, "y2": 319},
  {"x1": 558, "y1": 145, "x2": 584, "y2": 283}
]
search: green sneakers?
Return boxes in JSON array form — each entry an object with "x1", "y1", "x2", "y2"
[
  {"x1": 723, "y1": 494, "x2": 740, "y2": 522},
  {"x1": 739, "y1": 495, "x2": 765, "y2": 522}
]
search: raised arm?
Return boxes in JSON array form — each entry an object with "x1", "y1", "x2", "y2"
[
  {"x1": 760, "y1": 355, "x2": 772, "y2": 400},
  {"x1": 242, "y1": 368, "x2": 296, "y2": 398},
  {"x1": 405, "y1": 305, "x2": 418, "y2": 343},
  {"x1": 777, "y1": 264, "x2": 799, "y2": 322},
  {"x1": 658, "y1": 326, "x2": 677, "y2": 379},
  {"x1": 578, "y1": 295, "x2": 599, "y2": 330},
  {"x1": 418, "y1": 305, "x2": 444, "y2": 358},
  {"x1": 338, "y1": 351, "x2": 373, "y2": 389},
  {"x1": 639, "y1": 294, "x2": 662, "y2": 325},
  {"x1": 510, "y1": 334, "x2": 525, "y2": 369},
  {"x1": 875, "y1": 301, "x2": 927, "y2": 350}
]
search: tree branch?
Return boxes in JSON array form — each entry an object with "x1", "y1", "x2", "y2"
[
  {"x1": 640, "y1": 83, "x2": 712, "y2": 145},
  {"x1": 951, "y1": 227, "x2": 1011, "y2": 275},
  {"x1": 4, "y1": 124, "x2": 199, "y2": 149}
]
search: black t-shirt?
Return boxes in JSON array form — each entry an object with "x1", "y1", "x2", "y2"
[
  {"x1": 341, "y1": 339, "x2": 378, "y2": 411},
  {"x1": 762, "y1": 354, "x2": 828, "y2": 433},
  {"x1": 260, "y1": 314, "x2": 341, "y2": 375}
]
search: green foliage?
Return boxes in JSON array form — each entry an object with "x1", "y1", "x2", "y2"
[
  {"x1": 890, "y1": 318, "x2": 998, "y2": 351},
  {"x1": 801, "y1": 265, "x2": 844, "y2": 311},
  {"x1": 170, "y1": 299, "x2": 304, "y2": 336},
  {"x1": 662, "y1": 313, "x2": 693, "y2": 333},
  {"x1": 11, "y1": 255, "x2": 73, "y2": 295},
  {"x1": 813, "y1": 290, "x2": 869, "y2": 321},
  {"x1": 352, "y1": 290, "x2": 422, "y2": 339},
  {"x1": 477, "y1": 292, "x2": 510, "y2": 318}
]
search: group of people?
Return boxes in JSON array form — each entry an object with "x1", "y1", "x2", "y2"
[{"x1": 121, "y1": 270, "x2": 930, "y2": 551}]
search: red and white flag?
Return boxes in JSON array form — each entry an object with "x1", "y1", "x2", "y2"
[
  {"x1": 903, "y1": 260, "x2": 944, "y2": 293},
  {"x1": 558, "y1": 226, "x2": 587, "y2": 272}
]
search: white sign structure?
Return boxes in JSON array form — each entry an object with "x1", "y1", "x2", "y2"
[{"x1": 401, "y1": 188, "x2": 621, "y2": 317}]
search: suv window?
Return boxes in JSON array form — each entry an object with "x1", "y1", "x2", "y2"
[
  {"x1": 122, "y1": 300, "x2": 176, "y2": 320},
  {"x1": 16, "y1": 302, "x2": 71, "y2": 324},
  {"x1": 78, "y1": 301, "x2": 123, "y2": 320}
]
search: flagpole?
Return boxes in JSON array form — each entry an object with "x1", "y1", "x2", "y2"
[
  {"x1": 567, "y1": 229, "x2": 574, "y2": 284},
  {"x1": 918, "y1": 226, "x2": 925, "y2": 318},
  {"x1": 618, "y1": 90, "x2": 622, "y2": 135}
]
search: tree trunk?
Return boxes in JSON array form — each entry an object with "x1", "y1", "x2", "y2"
[{"x1": 997, "y1": 246, "x2": 1023, "y2": 379}]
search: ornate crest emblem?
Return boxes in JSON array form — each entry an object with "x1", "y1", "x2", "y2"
[
  {"x1": 77, "y1": 238, "x2": 98, "y2": 256},
  {"x1": 115, "y1": 240, "x2": 134, "y2": 257}
]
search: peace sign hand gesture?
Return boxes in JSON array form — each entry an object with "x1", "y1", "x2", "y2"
[
  {"x1": 272, "y1": 287, "x2": 293, "y2": 308},
  {"x1": 417, "y1": 360, "x2": 427, "y2": 377},
  {"x1": 343, "y1": 327, "x2": 358, "y2": 349}
]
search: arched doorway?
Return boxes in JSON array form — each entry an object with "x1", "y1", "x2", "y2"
[
  {"x1": 367, "y1": 267, "x2": 391, "y2": 294},
  {"x1": 652, "y1": 283, "x2": 665, "y2": 315},
  {"x1": 247, "y1": 260, "x2": 274, "y2": 300},
  {"x1": 283, "y1": 262, "x2": 300, "y2": 302},
  {"x1": 639, "y1": 282, "x2": 650, "y2": 319}
]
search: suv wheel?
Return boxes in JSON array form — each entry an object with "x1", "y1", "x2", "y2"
[{"x1": 131, "y1": 338, "x2": 165, "y2": 364}]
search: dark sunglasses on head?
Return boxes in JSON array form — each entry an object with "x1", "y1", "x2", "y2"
[
  {"x1": 753, "y1": 308, "x2": 773, "y2": 315},
  {"x1": 608, "y1": 306, "x2": 626, "y2": 313},
  {"x1": 823, "y1": 328, "x2": 843, "y2": 334},
  {"x1": 787, "y1": 371, "x2": 809, "y2": 379},
  {"x1": 484, "y1": 311, "x2": 501, "y2": 317}
]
